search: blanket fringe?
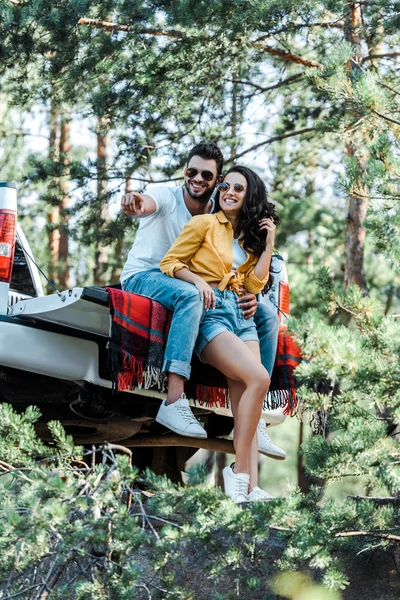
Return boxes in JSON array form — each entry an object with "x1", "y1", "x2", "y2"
[
  {"x1": 195, "y1": 384, "x2": 229, "y2": 409},
  {"x1": 117, "y1": 350, "x2": 144, "y2": 392},
  {"x1": 264, "y1": 389, "x2": 298, "y2": 416},
  {"x1": 143, "y1": 367, "x2": 168, "y2": 392}
]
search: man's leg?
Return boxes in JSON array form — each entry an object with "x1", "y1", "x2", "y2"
[
  {"x1": 254, "y1": 301, "x2": 279, "y2": 376},
  {"x1": 123, "y1": 270, "x2": 206, "y2": 438},
  {"x1": 253, "y1": 301, "x2": 287, "y2": 458}
]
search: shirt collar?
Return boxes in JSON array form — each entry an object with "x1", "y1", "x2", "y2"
[{"x1": 216, "y1": 210, "x2": 229, "y2": 224}]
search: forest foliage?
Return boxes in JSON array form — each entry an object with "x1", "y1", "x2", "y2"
[{"x1": 0, "y1": 0, "x2": 400, "y2": 597}]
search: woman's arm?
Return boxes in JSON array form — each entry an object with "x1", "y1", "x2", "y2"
[
  {"x1": 253, "y1": 218, "x2": 276, "y2": 281},
  {"x1": 160, "y1": 216, "x2": 206, "y2": 276},
  {"x1": 243, "y1": 218, "x2": 276, "y2": 294},
  {"x1": 174, "y1": 267, "x2": 216, "y2": 310},
  {"x1": 160, "y1": 216, "x2": 216, "y2": 309}
]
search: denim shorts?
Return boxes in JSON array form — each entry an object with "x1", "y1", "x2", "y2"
[{"x1": 194, "y1": 289, "x2": 259, "y2": 359}]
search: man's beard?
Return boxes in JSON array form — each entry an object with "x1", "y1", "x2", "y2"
[{"x1": 184, "y1": 181, "x2": 214, "y2": 202}]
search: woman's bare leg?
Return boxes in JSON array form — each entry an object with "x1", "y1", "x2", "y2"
[
  {"x1": 201, "y1": 333, "x2": 270, "y2": 476},
  {"x1": 249, "y1": 434, "x2": 260, "y2": 490},
  {"x1": 227, "y1": 340, "x2": 265, "y2": 490}
]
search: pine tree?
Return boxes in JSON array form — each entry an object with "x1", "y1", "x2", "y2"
[{"x1": 1, "y1": 2, "x2": 400, "y2": 594}]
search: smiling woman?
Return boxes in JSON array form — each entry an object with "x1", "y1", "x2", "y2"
[
  {"x1": 218, "y1": 172, "x2": 247, "y2": 218},
  {"x1": 160, "y1": 165, "x2": 280, "y2": 503}
]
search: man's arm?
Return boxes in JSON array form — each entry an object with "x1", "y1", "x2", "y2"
[{"x1": 121, "y1": 191, "x2": 157, "y2": 218}]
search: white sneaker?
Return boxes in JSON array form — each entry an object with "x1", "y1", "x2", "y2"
[
  {"x1": 156, "y1": 393, "x2": 207, "y2": 439},
  {"x1": 257, "y1": 419, "x2": 286, "y2": 460},
  {"x1": 222, "y1": 464, "x2": 250, "y2": 503},
  {"x1": 227, "y1": 419, "x2": 286, "y2": 460},
  {"x1": 248, "y1": 486, "x2": 273, "y2": 502}
]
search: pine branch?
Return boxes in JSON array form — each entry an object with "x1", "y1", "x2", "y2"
[
  {"x1": 78, "y1": 18, "x2": 322, "y2": 69},
  {"x1": 252, "y1": 43, "x2": 323, "y2": 68},
  {"x1": 77, "y1": 18, "x2": 185, "y2": 38},
  {"x1": 362, "y1": 52, "x2": 400, "y2": 63},
  {"x1": 129, "y1": 511, "x2": 184, "y2": 530},
  {"x1": 0, "y1": 459, "x2": 16, "y2": 471},
  {"x1": 253, "y1": 20, "x2": 345, "y2": 39},
  {"x1": 226, "y1": 127, "x2": 315, "y2": 162},
  {"x1": 349, "y1": 495, "x2": 400, "y2": 506},
  {"x1": 302, "y1": 21, "x2": 345, "y2": 29},
  {"x1": 0, "y1": 461, "x2": 34, "y2": 483},
  {"x1": 371, "y1": 109, "x2": 400, "y2": 127},
  {"x1": 335, "y1": 530, "x2": 400, "y2": 542},
  {"x1": 229, "y1": 73, "x2": 303, "y2": 93},
  {"x1": 32, "y1": 562, "x2": 65, "y2": 600},
  {"x1": 4, "y1": 584, "x2": 44, "y2": 599},
  {"x1": 379, "y1": 81, "x2": 400, "y2": 97}
]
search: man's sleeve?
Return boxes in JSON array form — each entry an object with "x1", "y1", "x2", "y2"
[
  {"x1": 144, "y1": 186, "x2": 173, "y2": 216},
  {"x1": 160, "y1": 216, "x2": 207, "y2": 277}
]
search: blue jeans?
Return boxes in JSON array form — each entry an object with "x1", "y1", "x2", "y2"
[
  {"x1": 122, "y1": 270, "x2": 204, "y2": 380},
  {"x1": 195, "y1": 289, "x2": 259, "y2": 358},
  {"x1": 254, "y1": 300, "x2": 280, "y2": 376}
]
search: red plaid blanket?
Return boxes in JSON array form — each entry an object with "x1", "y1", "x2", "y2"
[
  {"x1": 107, "y1": 288, "x2": 171, "y2": 393},
  {"x1": 107, "y1": 289, "x2": 301, "y2": 415},
  {"x1": 267, "y1": 325, "x2": 302, "y2": 415}
]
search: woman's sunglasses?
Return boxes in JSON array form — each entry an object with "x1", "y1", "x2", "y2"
[
  {"x1": 185, "y1": 167, "x2": 215, "y2": 182},
  {"x1": 217, "y1": 182, "x2": 246, "y2": 193}
]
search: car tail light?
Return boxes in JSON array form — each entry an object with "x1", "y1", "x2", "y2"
[
  {"x1": 0, "y1": 183, "x2": 17, "y2": 314},
  {"x1": 278, "y1": 281, "x2": 290, "y2": 323},
  {"x1": 0, "y1": 209, "x2": 16, "y2": 283}
]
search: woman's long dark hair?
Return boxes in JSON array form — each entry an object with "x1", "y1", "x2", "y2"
[{"x1": 215, "y1": 165, "x2": 279, "y2": 258}]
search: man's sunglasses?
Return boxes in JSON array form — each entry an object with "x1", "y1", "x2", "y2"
[
  {"x1": 217, "y1": 182, "x2": 246, "y2": 193},
  {"x1": 185, "y1": 167, "x2": 216, "y2": 182}
]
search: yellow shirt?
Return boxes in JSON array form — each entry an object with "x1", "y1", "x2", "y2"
[{"x1": 160, "y1": 211, "x2": 269, "y2": 295}]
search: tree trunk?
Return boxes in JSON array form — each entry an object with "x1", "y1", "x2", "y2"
[
  {"x1": 343, "y1": 3, "x2": 368, "y2": 294},
  {"x1": 47, "y1": 102, "x2": 60, "y2": 292},
  {"x1": 216, "y1": 452, "x2": 226, "y2": 489},
  {"x1": 230, "y1": 75, "x2": 238, "y2": 161},
  {"x1": 58, "y1": 115, "x2": 70, "y2": 290},
  {"x1": 93, "y1": 118, "x2": 110, "y2": 286},
  {"x1": 46, "y1": 106, "x2": 70, "y2": 291},
  {"x1": 110, "y1": 176, "x2": 130, "y2": 284},
  {"x1": 306, "y1": 156, "x2": 316, "y2": 268},
  {"x1": 297, "y1": 421, "x2": 312, "y2": 493}
]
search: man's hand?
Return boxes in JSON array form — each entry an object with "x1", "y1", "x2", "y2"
[
  {"x1": 121, "y1": 192, "x2": 146, "y2": 216},
  {"x1": 237, "y1": 288, "x2": 257, "y2": 319}
]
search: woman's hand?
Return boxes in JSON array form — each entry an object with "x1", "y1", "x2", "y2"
[
  {"x1": 172, "y1": 268, "x2": 216, "y2": 309},
  {"x1": 259, "y1": 218, "x2": 276, "y2": 249},
  {"x1": 194, "y1": 280, "x2": 216, "y2": 310}
]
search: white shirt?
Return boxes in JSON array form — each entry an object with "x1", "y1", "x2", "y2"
[
  {"x1": 232, "y1": 236, "x2": 247, "y2": 271},
  {"x1": 120, "y1": 186, "x2": 192, "y2": 284}
]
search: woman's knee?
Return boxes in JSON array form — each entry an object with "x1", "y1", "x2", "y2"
[{"x1": 248, "y1": 369, "x2": 270, "y2": 396}]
